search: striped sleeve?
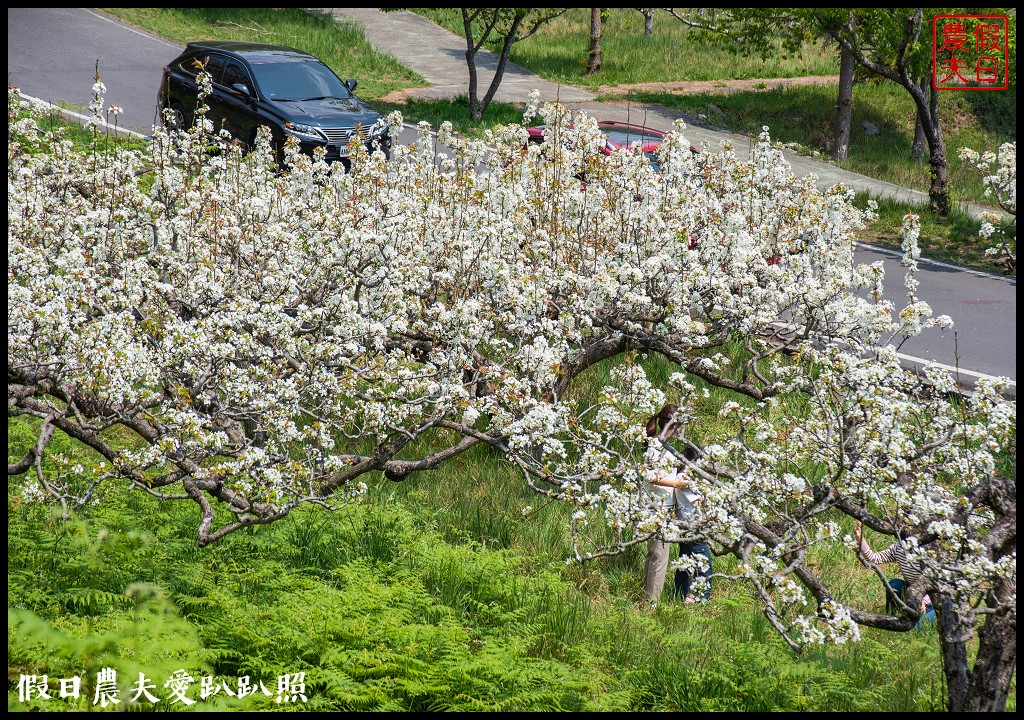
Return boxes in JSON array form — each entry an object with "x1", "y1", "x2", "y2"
[{"x1": 860, "y1": 538, "x2": 923, "y2": 585}]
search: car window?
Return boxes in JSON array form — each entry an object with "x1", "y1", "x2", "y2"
[
  {"x1": 187, "y1": 54, "x2": 228, "y2": 85},
  {"x1": 222, "y1": 60, "x2": 252, "y2": 91},
  {"x1": 249, "y1": 60, "x2": 351, "y2": 101},
  {"x1": 173, "y1": 59, "x2": 198, "y2": 78}
]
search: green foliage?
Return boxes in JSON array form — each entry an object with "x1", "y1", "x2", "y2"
[
  {"x1": 9, "y1": 441, "x2": 985, "y2": 712},
  {"x1": 8, "y1": 555, "x2": 214, "y2": 711}
]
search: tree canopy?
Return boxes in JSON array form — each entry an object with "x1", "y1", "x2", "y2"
[{"x1": 7, "y1": 82, "x2": 1016, "y2": 711}]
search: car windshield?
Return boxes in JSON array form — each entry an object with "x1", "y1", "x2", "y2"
[
  {"x1": 601, "y1": 127, "x2": 663, "y2": 148},
  {"x1": 249, "y1": 60, "x2": 351, "y2": 102}
]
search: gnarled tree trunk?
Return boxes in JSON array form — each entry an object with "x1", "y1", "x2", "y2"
[
  {"x1": 587, "y1": 8, "x2": 602, "y2": 75},
  {"x1": 910, "y1": 76, "x2": 928, "y2": 160},
  {"x1": 962, "y1": 591, "x2": 1017, "y2": 712},
  {"x1": 916, "y1": 80, "x2": 950, "y2": 216},
  {"x1": 833, "y1": 42, "x2": 855, "y2": 161},
  {"x1": 640, "y1": 8, "x2": 655, "y2": 35}
]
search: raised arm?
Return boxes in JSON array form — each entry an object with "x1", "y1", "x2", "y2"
[{"x1": 855, "y1": 520, "x2": 899, "y2": 565}]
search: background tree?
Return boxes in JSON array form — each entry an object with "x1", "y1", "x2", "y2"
[
  {"x1": 8, "y1": 83, "x2": 1016, "y2": 711},
  {"x1": 661, "y1": 9, "x2": 858, "y2": 162},
  {"x1": 818, "y1": 10, "x2": 1017, "y2": 172},
  {"x1": 386, "y1": 8, "x2": 567, "y2": 121},
  {"x1": 909, "y1": 75, "x2": 936, "y2": 160},
  {"x1": 833, "y1": 15, "x2": 856, "y2": 161},
  {"x1": 637, "y1": 7, "x2": 655, "y2": 36},
  {"x1": 587, "y1": 7, "x2": 602, "y2": 75},
  {"x1": 813, "y1": 8, "x2": 955, "y2": 215},
  {"x1": 668, "y1": 7, "x2": 1013, "y2": 205}
]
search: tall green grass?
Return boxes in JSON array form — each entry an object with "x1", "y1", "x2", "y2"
[
  {"x1": 11, "y1": 342, "x2": 986, "y2": 713},
  {"x1": 9, "y1": 338, "x2": 1012, "y2": 710},
  {"x1": 7, "y1": 467, "x2": 959, "y2": 712}
]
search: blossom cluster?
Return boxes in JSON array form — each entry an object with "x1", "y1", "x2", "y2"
[
  {"x1": 7, "y1": 83, "x2": 1014, "y2": 651},
  {"x1": 959, "y1": 142, "x2": 1016, "y2": 273}
]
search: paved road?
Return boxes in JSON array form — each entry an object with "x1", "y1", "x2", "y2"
[
  {"x1": 8, "y1": 8, "x2": 1015, "y2": 395},
  {"x1": 7, "y1": 7, "x2": 179, "y2": 135},
  {"x1": 5, "y1": 8, "x2": 425, "y2": 147}
]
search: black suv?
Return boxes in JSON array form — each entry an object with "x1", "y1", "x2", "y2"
[{"x1": 158, "y1": 41, "x2": 390, "y2": 164}]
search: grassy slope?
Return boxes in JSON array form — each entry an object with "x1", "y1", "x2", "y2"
[
  {"x1": 7, "y1": 351, "x2": 971, "y2": 711},
  {"x1": 416, "y1": 8, "x2": 841, "y2": 84},
  {"x1": 7, "y1": 431, "x2": 955, "y2": 712}
]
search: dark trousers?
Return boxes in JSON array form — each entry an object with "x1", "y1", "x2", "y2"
[
  {"x1": 674, "y1": 541, "x2": 712, "y2": 601},
  {"x1": 886, "y1": 578, "x2": 907, "y2": 615},
  {"x1": 885, "y1": 578, "x2": 936, "y2": 627}
]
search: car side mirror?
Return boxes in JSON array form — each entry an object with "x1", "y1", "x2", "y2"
[
  {"x1": 345, "y1": 79, "x2": 357, "y2": 93},
  {"x1": 231, "y1": 83, "x2": 253, "y2": 100}
]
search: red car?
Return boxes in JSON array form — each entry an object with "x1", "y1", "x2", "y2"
[{"x1": 526, "y1": 119, "x2": 696, "y2": 171}]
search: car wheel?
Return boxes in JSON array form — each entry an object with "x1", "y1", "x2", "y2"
[{"x1": 163, "y1": 100, "x2": 187, "y2": 131}]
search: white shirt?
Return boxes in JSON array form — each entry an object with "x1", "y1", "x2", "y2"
[{"x1": 644, "y1": 440, "x2": 702, "y2": 519}]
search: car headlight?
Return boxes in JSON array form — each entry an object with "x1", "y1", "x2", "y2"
[{"x1": 284, "y1": 122, "x2": 327, "y2": 142}]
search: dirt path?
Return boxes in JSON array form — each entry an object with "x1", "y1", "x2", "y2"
[
  {"x1": 382, "y1": 74, "x2": 841, "y2": 105},
  {"x1": 596, "y1": 74, "x2": 840, "y2": 96},
  {"x1": 380, "y1": 86, "x2": 433, "y2": 103}
]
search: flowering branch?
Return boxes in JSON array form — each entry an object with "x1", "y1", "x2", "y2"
[{"x1": 7, "y1": 83, "x2": 1015, "y2": 708}]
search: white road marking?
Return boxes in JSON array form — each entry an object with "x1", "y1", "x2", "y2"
[{"x1": 855, "y1": 241, "x2": 1016, "y2": 284}]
